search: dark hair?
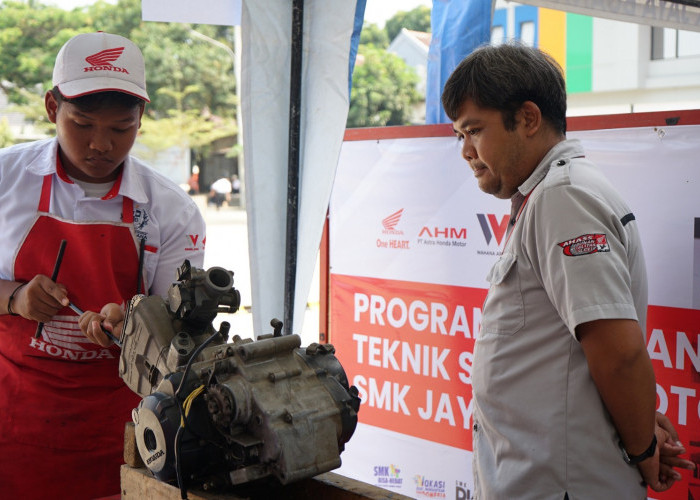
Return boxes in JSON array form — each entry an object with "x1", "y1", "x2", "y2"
[
  {"x1": 50, "y1": 87, "x2": 144, "y2": 112},
  {"x1": 441, "y1": 43, "x2": 567, "y2": 134}
]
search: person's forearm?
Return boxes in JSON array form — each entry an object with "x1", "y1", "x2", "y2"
[
  {"x1": 0, "y1": 278, "x2": 25, "y2": 316},
  {"x1": 578, "y1": 318, "x2": 657, "y2": 455},
  {"x1": 593, "y1": 345, "x2": 657, "y2": 454}
]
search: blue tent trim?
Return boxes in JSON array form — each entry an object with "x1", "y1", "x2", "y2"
[{"x1": 426, "y1": 0, "x2": 493, "y2": 124}]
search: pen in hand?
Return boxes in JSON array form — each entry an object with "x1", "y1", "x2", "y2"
[
  {"x1": 34, "y1": 239, "x2": 67, "y2": 339},
  {"x1": 68, "y1": 302, "x2": 122, "y2": 348}
]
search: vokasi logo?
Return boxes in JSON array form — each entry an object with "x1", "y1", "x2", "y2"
[{"x1": 414, "y1": 475, "x2": 446, "y2": 497}]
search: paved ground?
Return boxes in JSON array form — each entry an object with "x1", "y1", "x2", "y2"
[{"x1": 194, "y1": 196, "x2": 321, "y2": 346}]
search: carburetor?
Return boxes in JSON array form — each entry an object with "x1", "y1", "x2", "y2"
[{"x1": 118, "y1": 260, "x2": 360, "y2": 492}]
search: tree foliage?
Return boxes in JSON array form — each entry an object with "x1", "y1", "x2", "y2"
[
  {"x1": 0, "y1": 1, "x2": 86, "y2": 104},
  {"x1": 0, "y1": 117, "x2": 12, "y2": 148},
  {"x1": 0, "y1": 0, "x2": 236, "y2": 153},
  {"x1": 347, "y1": 45, "x2": 420, "y2": 128},
  {"x1": 346, "y1": 5, "x2": 430, "y2": 127},
  {"x1": 385, "y1": 5, "x2": 431, "y2": 41},
  {"x1": 359, "y1": 22, "x2": 389, "y2": 49}
]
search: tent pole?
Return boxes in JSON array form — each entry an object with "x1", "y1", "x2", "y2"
[{"x1": 284, "y1": 0, "x2": 304, "y2": 335}]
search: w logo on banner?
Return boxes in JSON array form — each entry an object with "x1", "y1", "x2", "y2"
[
  {"x1": 477, "y1": 214, "x2": 509, "y2": 245},
  {"x1": 382, "y1": 209, "x2": 404, "y2": 231}
]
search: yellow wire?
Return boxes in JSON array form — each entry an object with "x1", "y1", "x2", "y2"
[{"x1": 180, "y1": 384, "x2": 206, "y2": 427}]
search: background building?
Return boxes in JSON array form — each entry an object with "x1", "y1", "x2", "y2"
[
  {"x1": 492, "y1": 0, "x2": 700, "y2": 115},
  {"x1": 388, "y1": 28, "x2": 431, "y2": 123}
]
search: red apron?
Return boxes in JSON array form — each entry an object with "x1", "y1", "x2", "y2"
[{"x1": 0, "y1": 172, "x2": 144, "y2": 499}]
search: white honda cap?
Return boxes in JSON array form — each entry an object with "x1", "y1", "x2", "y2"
[{"x1": 52, "y1": 31, "x2": 150, "y2": 102}]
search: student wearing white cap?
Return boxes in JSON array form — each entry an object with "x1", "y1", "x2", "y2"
[{"x1": 0, "y1": 32, "x2": 206, "y2": 498}]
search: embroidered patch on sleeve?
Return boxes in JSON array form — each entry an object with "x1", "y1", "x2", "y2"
[
  {"x1": 184, "y1": 234, "x2": 206, "y2": 252},
  {"x1": 558, "y1": 233, "x2": 610, "y2": 256}
]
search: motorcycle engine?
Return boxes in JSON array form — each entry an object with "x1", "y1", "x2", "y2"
[{"x1": 118, "y1": 260, "x2": 360, "y2": 491}]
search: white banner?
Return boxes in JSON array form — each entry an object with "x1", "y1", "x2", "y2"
[
  {"x1": 141, "y1": 0, "x2": 241, "y2": 26},
  {"x1": 241, "y1": 0, "x2": 359, "y2": 335},
  {"x1": 330, "y1": 123, "x2": 700, "y2": 500}
]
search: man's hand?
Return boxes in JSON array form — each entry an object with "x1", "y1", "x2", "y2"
[
  {"x1": 655, "y1": 412, "x2": 696, "y2": 482},
  {"x1": 10, "y1": 275, "x2": 68, "y2": 322},
  {"x1": 79, "y1": 303, "x2": 124, "y2": 347},
  {"x1": 636, "y1": 412, "x2": 696, "y2": 491}
]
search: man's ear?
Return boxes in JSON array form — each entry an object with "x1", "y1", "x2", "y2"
[
  {"x1": 519, "y1": 101, "x2": 543, "y2": 137},
  {"x1": 45, "y1": 91, "x2": 59, "y2": 124}
]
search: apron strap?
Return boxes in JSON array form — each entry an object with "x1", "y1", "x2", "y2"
[
  {"x1": 122, "y1": 197, "x2": 134, "y2": 223},
  {"x1": 39, "y1": 175, "x2": 52, "y2": 212}
]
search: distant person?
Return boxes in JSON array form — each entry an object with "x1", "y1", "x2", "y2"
[
  {"x1": 208, "y1": 176, "x2": 232, "y2": 209},
  {"x1": 0, "y1": 31, "x2": 206, "y2": 499},
  {"x1": 442, "y1": 42, "x2": 695, "y2": 498},
  {"x1": 188, "y1": 164, "x2": 200, "y2": 194},
  {"x1": 231, "y1": 174, "x2": 241, "y2": 194}
]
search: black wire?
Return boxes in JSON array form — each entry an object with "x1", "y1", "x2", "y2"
[
  {"x1": 173, "y1": 329, "x2": 221, "y2": 499},
  {"x1": 174, "y1": 425, "x2": 187, "y2": 499}
]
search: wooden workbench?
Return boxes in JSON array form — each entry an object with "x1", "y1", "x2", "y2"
[{"x1": 120, "y1": 465, "x2": 414, "y2": 500}]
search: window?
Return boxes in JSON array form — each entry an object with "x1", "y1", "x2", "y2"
[
  {"x1": 491, "y1": 25, "x2": 505, "y2": 45},
  {"x1": 652, "y1": 27, "x2": 700, "y2": 59},
  {"x1": 520, "y1": 21, "x2": 535, "y2": 46}
]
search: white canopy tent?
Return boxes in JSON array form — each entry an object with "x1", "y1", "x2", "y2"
[{"x1": 142, "y1": 0, "x2": 700, "y2": 340}]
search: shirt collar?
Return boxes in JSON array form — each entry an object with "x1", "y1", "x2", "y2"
[
  {"x1": 114, "y1": 155, "x2": 148, "y2": 204},
  {"x1": 38, "y1": 138, "x2": 149, "y2": 204},
  {"x1": 517, "y1": 138, "x2": 586, "y2": 197}
]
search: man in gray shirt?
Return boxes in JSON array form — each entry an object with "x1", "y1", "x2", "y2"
[{"x1": 441, "y1": 43, "x2": 694, "y2": 499}]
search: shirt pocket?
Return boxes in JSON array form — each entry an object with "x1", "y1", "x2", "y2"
[{"x1": 480, "y1": 252, "x2": 524, "y2": 336}]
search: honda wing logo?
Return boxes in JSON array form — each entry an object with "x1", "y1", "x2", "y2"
[
  {"x1": 382, "y1": 209, "x2": 404, "y2": 231},
  {"x1": 477, "y1": 213, "x2": 509, "y2": 246},
  {"x1": 378, "y1": 209, "x2": 408, "y2": 249},
  {"x1": 86, "y1": 47, "x2": 124, "y2": 66},
  {"x1": 29, "y1": 315, "x2": 117, "y2": 361},
  {"x1": 84, "y1": 47, "x2": 129, "y2": 74},
  {"x1": 43, "y1": 318, "x2": 93, "y2": 351}
]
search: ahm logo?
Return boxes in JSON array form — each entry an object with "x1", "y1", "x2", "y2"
[
  {"x1": 84, "y1": 47, "x2": 129, "y2": 73},
  {"x1": 477, "y1": 213, "x2": 509, "y2": 245},
  {"x1": 382, "y1": 209, "x2": 404, "y2": 231}
]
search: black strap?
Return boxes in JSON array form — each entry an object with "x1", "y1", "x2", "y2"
[{"x1": 620, "y1": 213, "x2": 636, "y2": 226}]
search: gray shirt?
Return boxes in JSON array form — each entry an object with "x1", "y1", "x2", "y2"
[{"x1": 472, "y1": 139, "x2": 648, "y2": 499}]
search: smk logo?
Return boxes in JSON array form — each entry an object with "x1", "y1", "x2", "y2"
[
  {"x1": 382, "y1": 209, "x2": 404, "y2": 234},
  {"x1": 373, "y1": 464, "x2": 403, "y2": 488},
  {"x1": 414, "y1": 475, "x2": 447, "y2": 498},
  {"x1": 477, "y1": 213, "x2": 509, "y2": 246},
  {"x1": 134, "y1": 208, "x2": 150, "y2": 231},
  {"x1": 133, "y1": 207, "x2": 150, "y2": 242},
  {"x1": 84, "y1": 47, "x2": 130, "y2": 74},
  {"x1": 558, "y1": 233, "x2": 610, "y2": 256},
  {"x1": 185, "y1": 234, "x2": 206, "y2": 252}
]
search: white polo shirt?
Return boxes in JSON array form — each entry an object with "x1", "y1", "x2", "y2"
[
  {"x1": 472, "y1": 139, "x2": 648, "y2": 499},
  {"x1": 0, "y1": 138, "x2": 206, "y2": 298}
]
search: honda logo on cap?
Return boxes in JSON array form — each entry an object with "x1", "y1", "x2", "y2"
[{"x1": 83, "y1": 47, "x2": 129, "y2": 74}]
